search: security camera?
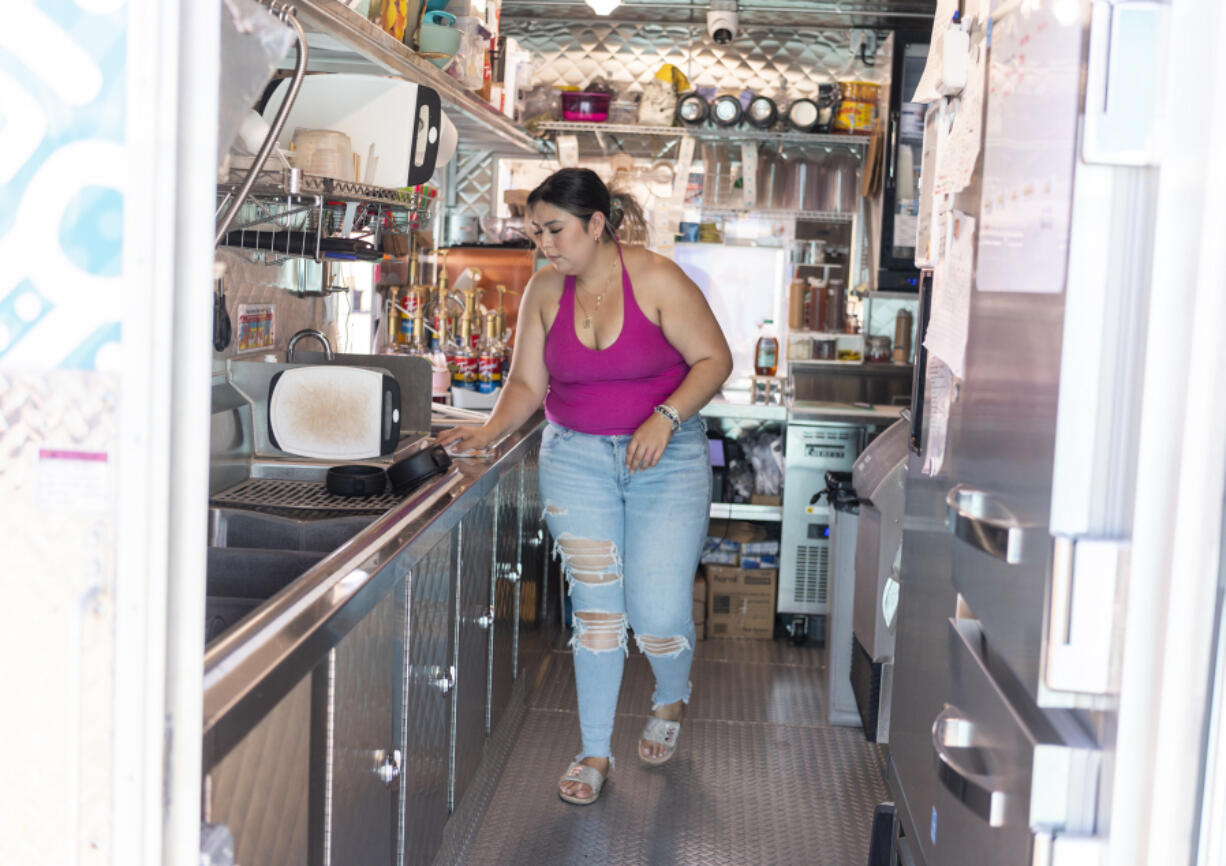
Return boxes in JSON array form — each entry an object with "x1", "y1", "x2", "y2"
[{"x1": 707, "y1": 3, "x2": 738, "y2": 45}]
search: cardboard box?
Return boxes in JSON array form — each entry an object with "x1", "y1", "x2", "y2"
[
  {"x1": 750, "y1": 494, "x2": 783, "y2": 506},
  {"x1": 707, "y1": 519, "x2": 768, "y2": 545},
  {"x1": 740, "y1": 539, "x2": 780, "y2": 568},
  {"x1": 702, "y1": 520, "x2": 775, "y2": 566},
  {"x1": 704, "y1": 565, "x2": 777, "y2": 639}
]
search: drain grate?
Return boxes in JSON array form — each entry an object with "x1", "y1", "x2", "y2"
[{"x1": 211, "y1": 477, "x2": 407, "y2": 515}]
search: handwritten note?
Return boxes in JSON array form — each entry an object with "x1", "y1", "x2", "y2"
[
  {"x1": 922, "y1": 211, "x2": 975, "y2": 379},
  {"x1": 935, "y1": 45, "x2": 985, "y2": 196},
  {"x1": 922, "y1": 357, "x2": 953, "y2": 477}
]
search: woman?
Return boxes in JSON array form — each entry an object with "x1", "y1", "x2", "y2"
[{"x1": 438, "y1": 168, "x2": 732, "y2": 805}]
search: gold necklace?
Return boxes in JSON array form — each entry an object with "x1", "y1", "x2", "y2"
[{"x1": 576, "y1": 258, "x2": 617, "y2": 330}]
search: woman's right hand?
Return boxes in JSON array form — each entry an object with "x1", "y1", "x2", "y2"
[{"x1": 435, "y1": 423, "x2": 500, "y2": 454}]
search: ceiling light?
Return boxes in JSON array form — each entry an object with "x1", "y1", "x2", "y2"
[{"x1": 585, "y1": 0, "x2": 620, "y2": 15}]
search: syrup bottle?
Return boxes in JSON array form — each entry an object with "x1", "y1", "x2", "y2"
[{"x1": 754, "y1": 319, "x2": 779, "y2": 377}]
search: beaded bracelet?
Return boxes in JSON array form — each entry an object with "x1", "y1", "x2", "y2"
[{"x1": 653, "y1": 404, "x2": 682, "y2": 431}]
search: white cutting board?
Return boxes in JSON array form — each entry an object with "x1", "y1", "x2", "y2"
[
  {"x1": 263, "y1": 74, "x2": 441, "y2": 187},
  {"x1": 269, "y1": 366, "x2": 390, "y2": 460}
]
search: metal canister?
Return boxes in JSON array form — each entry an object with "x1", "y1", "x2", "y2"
[{"x1": 893, "y1": 308, "x2": 914, "y2": 363}]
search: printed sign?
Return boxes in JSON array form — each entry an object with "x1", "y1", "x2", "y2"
[{"x1": 236, "y1": 303, "x2": 276, "y2": 354}]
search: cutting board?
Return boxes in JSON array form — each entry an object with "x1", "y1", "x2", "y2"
[
  {"x1": 268, "y1": 366, "x2": 401, "y2": 460},
  {"x1": 263, "y1": 74, "x2": 442, "y2": 187}
]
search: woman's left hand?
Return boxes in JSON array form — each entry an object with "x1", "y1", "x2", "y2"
[{"x1": 627, "y1": 412, "x2": 674, "y2": 474}]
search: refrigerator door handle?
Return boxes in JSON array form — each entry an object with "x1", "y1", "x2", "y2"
[
  {"x1": 931, "y1": 704, "x2": 1008, "y2": 827},
  {"x1": 946, "y1": 484, "x2": 1034, "y2": 564}
]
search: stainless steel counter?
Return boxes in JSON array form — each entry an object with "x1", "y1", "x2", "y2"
[{"x1": 203, "y1": 414, "x2": 544, "y2": 757}]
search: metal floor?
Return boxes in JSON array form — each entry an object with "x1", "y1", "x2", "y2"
[{"x1": 459, "y1": 637, "x2": 888, "y2": 866}]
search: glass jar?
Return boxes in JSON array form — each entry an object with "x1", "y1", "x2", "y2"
[{"x1": 866, "y1": 335, "x2": 892, "y2": 362}]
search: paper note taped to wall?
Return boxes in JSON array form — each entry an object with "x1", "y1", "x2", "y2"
[
  {"x1": 922, "y1": 210, "x2": 975, "y2": 379},
  {"x1": 922, "y1": 358, "x2": 953, "y2": 477},
  {"x1": 935, "y1": 45, "x2": 985, "y2": 196}
]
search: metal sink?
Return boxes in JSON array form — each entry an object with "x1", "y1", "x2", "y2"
[
  {"x1": 205, "y1": 508, "x2": 378, "y2": 644},
  {"x1": 208, "y1": 506, "x2": 374, "y2": 552}
]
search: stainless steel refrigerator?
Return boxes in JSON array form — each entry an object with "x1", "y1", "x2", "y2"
[{"x1": 886, "y1": 1, "x2": 1167, "y2": 863}]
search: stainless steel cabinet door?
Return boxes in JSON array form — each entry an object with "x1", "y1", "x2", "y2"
[
  {"x1": 402, "y1": 535, "x2": 455, "y2": 866},
  {"x1": 489, "y1": 464, "x2": 522, "y2": 735},
  {"x1": 330, "y1": 585, "x2": 403, "y2": 866},
  {"x1": 452, "y1": 498, "x2": 494, "y2": 811},
  {"x1": 208, "y1": 676, "x2": 313, "y2": 866},
  {"x1": 931, "y1": 619, "x2": 1098, "y2": 865},
  {"x1": 889, "y1": 452, "x2": 959, "y2": 866},
  {"x1": 519, "y1": 441, "x2": 548, "y2": 635}
]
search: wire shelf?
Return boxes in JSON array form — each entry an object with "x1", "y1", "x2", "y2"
[
  {"x1": 536, "y1": 121, "x2": 869, "y2": 152},
  {"x1": 216, "y1": 166, "x2": 437, "y2": 262}
]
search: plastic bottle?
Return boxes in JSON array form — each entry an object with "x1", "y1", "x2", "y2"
[{"x1": 754, "y1": 319, "x2": 779, "y2": 376}]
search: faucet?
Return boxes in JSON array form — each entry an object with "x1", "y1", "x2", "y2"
[{"x1": 287, "y1": 328, "x2": 333, "y2": 363}]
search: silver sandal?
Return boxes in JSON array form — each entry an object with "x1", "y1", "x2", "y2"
[
  {"x1": 639, "y1": 717, "x2": 682, "y2": 765},
  {"x1": 558, "y1": 760, "x2": 608, "y2": 805}
]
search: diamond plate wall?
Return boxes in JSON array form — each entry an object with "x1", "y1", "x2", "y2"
[
  {"x1": 502, "y1": 20, "x2": 891, "y2": 100},
  {"x1": 450, "y1": 153, "x2": 498, "y2": 221},
  {"x1": 452, "y1": 21, "x2": 890, "y2": 219}
]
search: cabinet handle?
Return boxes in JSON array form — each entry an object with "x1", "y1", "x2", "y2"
[
  {"x1": 931, "y1": 704, "x2": 1007, "y2": 827},
  {"x1": 375, "y1": 748, "x2": 402, "y2": 787},
  {"x1": 477, "y1": 607, "x2": 494, "y2": 629},
  {"x1": 427, "y1": 665, "x2": 456, "y2": 695},
  {"x1": 945, "y1": 484, "x2": 1033, "y2": 564}
]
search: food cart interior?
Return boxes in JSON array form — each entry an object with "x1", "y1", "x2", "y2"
[
  {"x1": 11, "y1": 0, "x2": 1226, "y2": 865},
  {"x1": 201, "y1": 1, "x2": 932, "y2": 861}
]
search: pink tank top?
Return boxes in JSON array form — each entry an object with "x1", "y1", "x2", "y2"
[{"x1": 544, "y1": 245, "x2": 690, "y2": 435}]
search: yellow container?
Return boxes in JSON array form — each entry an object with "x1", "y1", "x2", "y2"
[{"x1": 833, "y1": 99, "x2": 875, "y2": 135}]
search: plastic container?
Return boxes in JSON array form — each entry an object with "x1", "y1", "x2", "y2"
[
  {"x1": 754, "y1": 320, "x2": 779, "y2": 377},
  {"x1": 702, "y1": 142, "x2": 740, "y2": 209},
  {"x1": 833, "y1": 82, "x2": 878, "y2": 135},
  {"x1": 820, "y1": 151, "x2": 859, "y2": 213},
  {"x1": 833, "y1": 100, "x2": 875, "y2": 134},
  {"x1": 840, "y1": 80, "x2": 880, "y2": 102},
  {"x1": 291, "y1": 129, "x2": 352, "y2": 179},
  {"x1": 418, "y1": 21, "x2": 461, "y2": 66},
  {"x1": 608, "y1": 99, "x2": 639, "y2": 124},
  {"x1": 561, "y1": 91, "x2": 611, "y2": 122}
]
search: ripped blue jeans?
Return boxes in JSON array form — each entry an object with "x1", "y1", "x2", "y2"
[{"x1": 539, "y1": 416, "x2": 712, "y2": 763}]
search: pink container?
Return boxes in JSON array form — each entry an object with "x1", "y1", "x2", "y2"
[{"x1": 561, "y1": 91, "x2": 611, "y2": 122}]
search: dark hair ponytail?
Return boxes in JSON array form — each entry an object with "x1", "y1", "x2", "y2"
[{"x1": 527, "y1": 167, "x2": 648, "y2": 245}]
